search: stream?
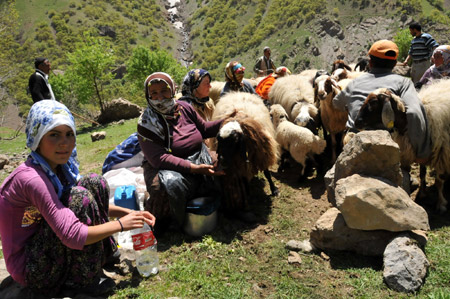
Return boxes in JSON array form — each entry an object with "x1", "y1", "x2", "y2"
[{"x1": 166, "y1": 0, "x2": 192, "y2": 67}]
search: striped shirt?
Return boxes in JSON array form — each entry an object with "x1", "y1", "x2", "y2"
[{"x1": 409, "y1": 33, "x2": 439, "y2": 61}]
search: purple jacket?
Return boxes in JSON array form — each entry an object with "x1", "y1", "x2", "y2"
[
  {"x1": 0, "y1": 159, "x2": 88, "y2": 285},
  {"x1": 138, "y1": 101, "x2": 223, "y2": 172}
]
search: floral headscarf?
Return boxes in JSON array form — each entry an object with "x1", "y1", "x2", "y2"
[
  {"x1": 25, "y1": 100, "x2": 80, "y2": 198},
  {"x1": 430, "y1": 45, "x2": 450, "y2": 78},
  {"x1": 181, "y1": 69, "x2": 212, "y2": 104},
  {"x1": 225, "y1": 61, "x2": 245, "y2": 91}
]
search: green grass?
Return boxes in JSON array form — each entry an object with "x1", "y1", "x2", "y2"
[
  {"x1": 1, "y1": 118, "x2": 450, "y2": 297},
  {"x1": 15, "y1": 0, "x2": 70, "y2": 36}
]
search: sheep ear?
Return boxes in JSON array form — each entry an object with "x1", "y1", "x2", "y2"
[{"x1": 381, "y1": 98, "x2": 395, "y2": 129}]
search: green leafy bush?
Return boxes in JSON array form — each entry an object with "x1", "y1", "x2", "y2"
[{"x1": 393, "y1": 28, "x2": 412, "y2": 62}]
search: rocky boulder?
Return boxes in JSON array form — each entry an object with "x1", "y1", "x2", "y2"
[
  {"x1": 310, "y1": 208, "x2": 399, "y2": 256},
  {"x1": 383, "y1": 234, "x2": 429, "y2": 292},
  {"x1": 91, "y1": 131, "x2": 106, "y2": 142},
  {"x1": 97, "y1": 98, "x2": 143, "y2": 124},
  {"x1": 0, "y1": 154, "x2": 9, "y2": 170},
  {"x1": 326, "y1": 130, "x2": 403, "y2": 205},
  {"x1": 335, "y1": 174, "x2": 430, "y2": 231}
]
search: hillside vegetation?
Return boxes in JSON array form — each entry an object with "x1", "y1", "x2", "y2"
[{"x1": 0, "y1": 0, "x2": 449, "y2": 117}]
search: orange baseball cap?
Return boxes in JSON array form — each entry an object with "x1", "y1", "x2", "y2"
[{"x1": 368, "y1": 40, "x2": 399, "y2": 60}]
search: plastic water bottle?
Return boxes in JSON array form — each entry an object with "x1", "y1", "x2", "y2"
[{"x1": 131, "y1": 223, "x2": 158, "y2": 277}]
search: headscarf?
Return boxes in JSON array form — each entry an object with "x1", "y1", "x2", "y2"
[
  {"x1": 274, "y1": 66, "x2": 291, "y2": 77},
  {"x1": 138, "y1": 72, "x2": 180, "y2": 152},
  {"x1": 430, "y1": 45, "x2": 450, "y2": 78},
  {"x1": 25, "y1": 100, "x2": 80, "y2": 198},
  {"x1": 143, "y1": 72, "x2": 178, "y2": 115},
  {"x1": 181, "y1": 69, "x2": 212, "y2": 104},
  {"x1": 225, "y1": 61, "x2": 245, "y2": 91}
]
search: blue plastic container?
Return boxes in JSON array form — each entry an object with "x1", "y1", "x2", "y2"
[{"x1": 114, "y1": 185, "x2": 139, "y2": 210}]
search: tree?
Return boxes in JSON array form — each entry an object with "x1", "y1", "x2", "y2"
[
  {"x1": 66, "y1": 35, "x2": 115, "y2": 113},
  {"x1": 126, "y1": 46, "x2": 187, "y2": 89}
]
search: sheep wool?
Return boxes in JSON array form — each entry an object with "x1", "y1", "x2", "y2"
[
  {"x1": 212, "y1": 91, "x2": 279, "y2": 198},
  {"x1": 268, "y1": 74, "x2": 318, "y2": 128}
]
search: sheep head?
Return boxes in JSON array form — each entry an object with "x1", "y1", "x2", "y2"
[
  {"x1": 354, "y1": 88, "x2": 408, "y2": 134},
  {"x1": 331, "y1": 68, "x2": 348, "y2": 81},
  {"x1": 216, "y1": 120, "x2": 247, "y2": 171},
  {"x1": 269, "y1": 104, "x2": 288, "y2": 129},
  {"x1": 315, "y1": 76, "x2": 340, "y2": 101},
  {"x1": 331, "y1": 60, "x2": 352, "y2": 73}
]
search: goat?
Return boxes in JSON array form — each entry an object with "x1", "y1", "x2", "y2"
[
  {"x1": 314, "y1": 75, "x2": 350, "y2": 163},
  {"x1": 212, "y1": 92, "x2": 280, "y2": 209},
  {"x1": 354, "y1": 58, "x2": 370, "y2": 72},
  {"x1": 331, "y1": 59, "x2": 352, "y2": 74},
  {"x1": 354, "y1": 81, "x2": 450, "y2": 213}
]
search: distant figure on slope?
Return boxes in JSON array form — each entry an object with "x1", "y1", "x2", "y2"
[
  {"x1": 220, "y1": 61, "x2": 256, "y2": 97},
  {"x1": 28, "y1": 57, "x2": 57, "y2": 103},
  {"x1": 254, "y1": 46, "x2": 276, "y2": 77}
]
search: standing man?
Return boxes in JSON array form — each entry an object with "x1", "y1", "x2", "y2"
[
  {"x1": 401, "y1": 22, "x2": 439, "y2": 83},
  {"x1": 253, "y1": 47, "x2": 276, "y2": 77},
  {"x1": 28, "y1": 57, "x2": 56, "y2": 103}
]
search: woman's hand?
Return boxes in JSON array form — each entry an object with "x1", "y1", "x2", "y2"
[
  {"x1": 119, "y1": 211, "x2": 156, "y2": 231},
  {"x1": 190, "y1": 163, "x2": 225, "y2": 176}
]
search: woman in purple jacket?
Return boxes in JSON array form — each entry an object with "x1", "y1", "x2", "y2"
[
  {"x1": 138, "y1": 72, "x2": 224, "y2": 233},
  {"x1": 0, "y1": 100, "x2": 155, "y2": 296}
]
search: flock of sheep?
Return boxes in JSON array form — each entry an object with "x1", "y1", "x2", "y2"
[{"x1": 194, "y1": 61, "x2": 449, "y2": 213}]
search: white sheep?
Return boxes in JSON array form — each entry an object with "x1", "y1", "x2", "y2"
[
  {"x1": 270, "y1": 104, "x2": 326, "y2": 178},
  {"x1": 314, "y1": 75, "x2": 351, "y2": 163},
  {"x1": 209, "y1": 81, "x2": 225, "y2": 105},
  {"x1": 212, "y1": 91, "x2": 280, "y2": 203},
  {"x1": 268, "y1": 74, "x2": 319, "y2": 133},
  {"x1": 354, "y1": 79, "x2": 450, "y2": 212},
  {"x1": 331, "y1": 68, "x2": 365, "y2": 82}
]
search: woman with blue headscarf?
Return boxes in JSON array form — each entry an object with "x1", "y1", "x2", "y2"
[
  {"x1": 0, "y1": 100, "x2": 155, "y2": 296},
  {"x1": 220, "y1": 61, "x2": 256, "y2": 97}
]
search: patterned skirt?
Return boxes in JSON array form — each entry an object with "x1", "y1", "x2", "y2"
[{"x1": 24, "y1": 173, "x2": 117, "y2": 296}]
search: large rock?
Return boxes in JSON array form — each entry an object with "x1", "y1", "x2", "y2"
[
  {"x1": 91, "y1": 131, "x2": 107, "y2": 142},
  {"x1": 0, "y1": 154, "x2": 9, "y2": 170},
  {"x1": 310, "y1": 208, "x2": 399, "y2": 256},
  {"x1": 383, "y1": 235, "x2": 429, "y2": 293},
  {"x1": 97, "y1": 98, "x2": 143, "y2": 124},
  {"x1": 327, "y1": 130, "x2": 403, "y2": 206},
  {"x1": 335, "y1": 174, "x2": 430, "y2": 231}
]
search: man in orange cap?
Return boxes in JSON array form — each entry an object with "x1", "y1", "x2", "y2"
[{"x1": 333, "y1": 40, "x2": 431, "y2": 164}]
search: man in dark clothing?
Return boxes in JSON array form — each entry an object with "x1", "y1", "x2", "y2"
[
  {"x1": 253, "y1": 47, "x2": 276, "y2": 77},
  {"x1": 28, "y1": 57, "x2": 56, "y2": 103}
]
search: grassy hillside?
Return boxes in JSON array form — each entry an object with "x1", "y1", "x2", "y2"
[{"x1": 1, "y1": 0, "x2": 449, "y2": 115}]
